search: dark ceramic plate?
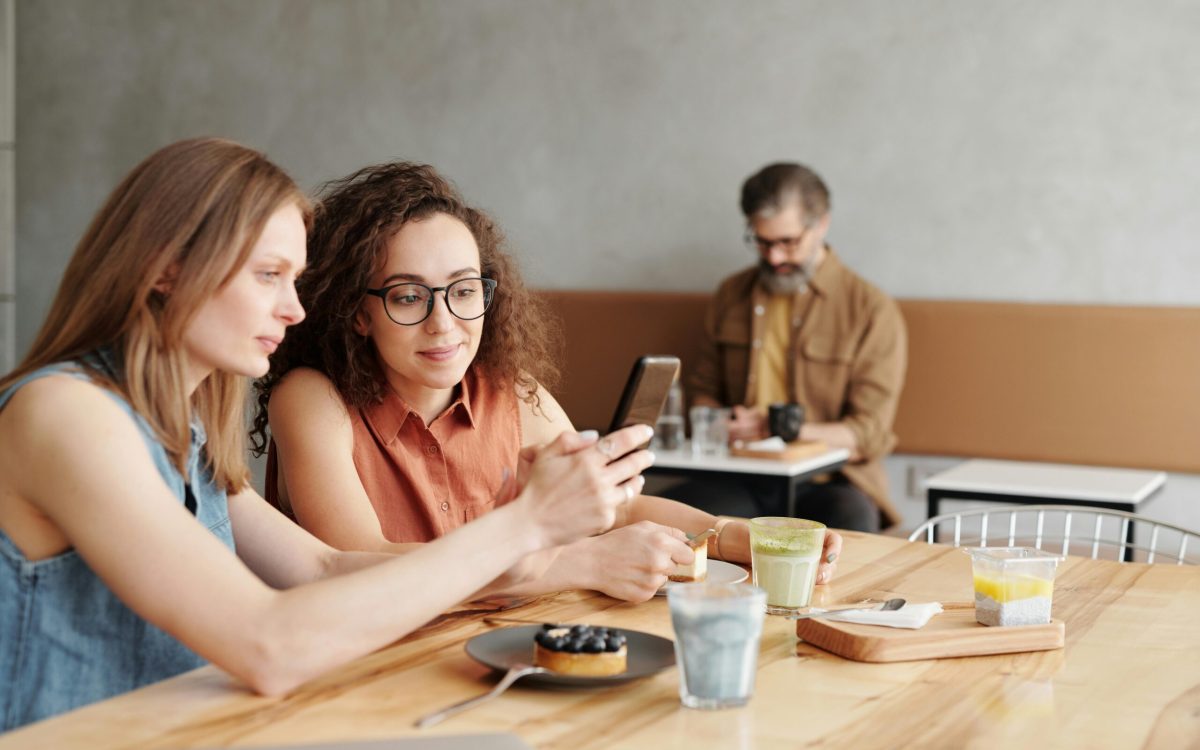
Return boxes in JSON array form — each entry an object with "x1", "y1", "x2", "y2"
[{"x1": 465, "y1": 625, "x2": 675, "y2": 687}]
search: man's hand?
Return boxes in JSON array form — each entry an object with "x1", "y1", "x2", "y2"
[
  {"x1": 727, "y1": 405, "x2": 768, "y2": 443},
  {"x1": 575, "y1": 521, "x2": 694, "y2": 602}
]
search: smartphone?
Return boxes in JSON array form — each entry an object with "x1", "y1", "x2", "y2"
[{"x1": 607, "y1": 355, "x2": 681, "y2": 443}]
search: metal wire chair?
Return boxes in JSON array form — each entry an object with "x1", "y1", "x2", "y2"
[{"x1": 908, "y1": 505, "x2": 1200, "y2": 565}]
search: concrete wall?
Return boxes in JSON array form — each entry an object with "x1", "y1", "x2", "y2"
[
  {"x1": 0, "y1": 0, "x2": 12, "y2": 374},
  {"x1": 13, "y1": 1, "x2": 1200, "y2": 532}
]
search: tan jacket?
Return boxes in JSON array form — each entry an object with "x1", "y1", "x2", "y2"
[{"x1": 688, "y1": 250, "x2": 907, "y2": 527}]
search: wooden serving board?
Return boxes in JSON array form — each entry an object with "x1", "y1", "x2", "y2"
[
  {"x1": 795, "y1": 607, "x2": 1065, "y2": 662},
  {"x1": 729, "y1": 439, "x2": 828, "y2": 461}
]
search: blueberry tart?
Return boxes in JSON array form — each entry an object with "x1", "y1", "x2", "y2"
[{"x1": 533, "y1": 624, "x2": 628, "y2": 676}]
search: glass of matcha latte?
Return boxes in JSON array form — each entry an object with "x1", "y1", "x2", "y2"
[{"x1": 749, "y1": 517, "x2": 827, "y2": 615}]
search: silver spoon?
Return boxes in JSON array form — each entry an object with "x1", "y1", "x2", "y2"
[
  {"x1": 414, "y1": 662, "x2": 549, "y2": 729},
  {"x1": 787, "y1": 597, "x2": 906, "y2": 620}
]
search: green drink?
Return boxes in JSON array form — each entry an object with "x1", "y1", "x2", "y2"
[{"x1": 749, "y1": 517, "x2": 826, "y2": 615}]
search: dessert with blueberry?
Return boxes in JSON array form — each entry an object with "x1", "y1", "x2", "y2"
[{"x1": 533, "y1": 624, "x2": 628, "y2": 676}]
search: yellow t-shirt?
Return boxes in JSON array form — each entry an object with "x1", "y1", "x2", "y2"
[{"x1": 753, "y1": 294, "x2": 792, "y2": 409}]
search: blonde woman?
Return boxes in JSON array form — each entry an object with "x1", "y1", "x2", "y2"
[{"x1": 0, "y1": 138, "x2": 649, "y2": 729}]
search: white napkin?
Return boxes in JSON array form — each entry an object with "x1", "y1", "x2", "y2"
[
  {"x1": 742, "y1": 436, "x2": 788, "y2": 452},
  {"x1": 819, "y1": 602, "x2": 943, "y2": 629}
]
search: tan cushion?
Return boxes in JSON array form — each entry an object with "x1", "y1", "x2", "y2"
[
  {"x1": 538, "y1": 291, "x2": 1200, "y2": 473},
  {"x1": 539, "y1": 290, "x2": 709, "y2": 431},
  {"x1": 896, "y1": 300, "x2": 1200, "y2": 473}
]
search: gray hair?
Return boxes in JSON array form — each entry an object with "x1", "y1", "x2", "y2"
[{"x1": 740, "y1": 162, "x2": 830, "y2": 221}]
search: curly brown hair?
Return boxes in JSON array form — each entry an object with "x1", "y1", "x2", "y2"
[{"x1": 251, "y1": 162, "x2": 560, "y2": 455}]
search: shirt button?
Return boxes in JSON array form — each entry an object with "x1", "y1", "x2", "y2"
[
  {"x1": 752, "y1": 340, "x2": 762, "y2": 349},
  {"x1": 440, "y1": 501, "x2": 449, "y2": 511},
  {"x1": 426, "y1": 444, "x2": 439, "y2": 455},
  {"x1": 754, "y1": 305, "x2": 764, "y2": 315}
]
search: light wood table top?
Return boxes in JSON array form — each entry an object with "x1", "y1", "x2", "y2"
[{"x1": 4, "y1": 532, "x2": 1197, "y2": 749}]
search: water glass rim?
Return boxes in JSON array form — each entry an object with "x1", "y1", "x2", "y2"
[
  {"x1": 749, "y1": 516, "x2": 826, "y2": 531},
  {"x1": 666, "y1": 582, "x2": 766, "y2": 603}
]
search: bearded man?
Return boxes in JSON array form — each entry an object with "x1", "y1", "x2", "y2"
[{"x1": 686, "y1": 162, "x2": 907, "y2": 532}]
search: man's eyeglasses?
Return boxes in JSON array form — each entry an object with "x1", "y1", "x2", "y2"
[
  {"x1": 744, "y1": 224, "x2": 813, "y2": 255},
  {"x1": 365, "y1": 277, "x2": 498, "y2": 326}
]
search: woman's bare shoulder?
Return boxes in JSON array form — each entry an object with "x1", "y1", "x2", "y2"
[
  {"x1": 272, "y1": 368, "x2": 346, "y2": 410},
  {"x1": 515, "y1": 377, "x2": 574, "y2": 446},
  {"x1": 1, "y1": 374, "x2": 159, "y2": 500},
  {"x1": 2, "y1": 372, "x2": 128, "y2": 434},
  {"x1": 275, "y1": 366, "x2": 338, "y2": 393},
  {"x1": 269, "y1": 368, "x2": 353, "y2": 433}
]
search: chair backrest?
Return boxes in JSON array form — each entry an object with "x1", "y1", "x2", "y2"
[{"x1": 908, "y1": 505, "x2": 1200, "y2": 565}]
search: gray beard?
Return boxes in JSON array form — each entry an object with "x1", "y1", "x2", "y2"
[{"x1": 757, "y1": 261, "x2": 811, "y2": 295}]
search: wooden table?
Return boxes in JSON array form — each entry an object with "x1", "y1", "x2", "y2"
[
  {"x1": 648, "y1": 444, "x2": 851, "y2": 517},
  {"x1": 4, "y1": 533, "x2": 1197, "y2": 749}
]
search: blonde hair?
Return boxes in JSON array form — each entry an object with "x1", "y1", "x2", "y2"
[{"x1": 1, "y1": 137, "x2": 310, "y2": 491}]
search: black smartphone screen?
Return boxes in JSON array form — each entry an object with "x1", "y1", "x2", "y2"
[{"x1": 607, "y1": 355, "x2": 681, "y2": 437}]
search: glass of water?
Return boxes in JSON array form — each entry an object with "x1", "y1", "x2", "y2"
[
  {"x1": 689, "y1": 405, "x2": 730, "y2": 457},
  {"x1": 667, "y1": 582, "x2": 767, "y2": 710},
  {"x1": 654, "y1": 379, "x2": 685, "y2": 451}
]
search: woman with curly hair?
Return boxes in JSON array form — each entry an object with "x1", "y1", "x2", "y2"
[{"x1": 254, "y1": 162, "x2": 842, "y2": 601}]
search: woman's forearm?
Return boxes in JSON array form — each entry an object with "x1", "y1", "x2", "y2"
[
  {"x1": 243, "y1": 503, "x2": 544, "y2": 694},
  {"x1": 472, "y1": 541, "x2": 590, "y2": 599},
  {"x1": 319, "y1": 541, "x2": 425, "y2": 579},
  {"x1": 319, "y1": 548, "x2": 398, "y2": 578},
  {"x1": 623, "y1": 495, "x2": 750, "y2": 564}
]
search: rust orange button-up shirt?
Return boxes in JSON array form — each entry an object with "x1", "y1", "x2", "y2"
[{"x1": 350, "y1": 367, "x2": 522, "y2": 543}]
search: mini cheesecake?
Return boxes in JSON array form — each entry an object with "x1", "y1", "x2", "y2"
[
  {"x1": 669, "y1": 530, "x2": 712, "y2": 582},
  {"x1": 534, "y1": 625, "x2": 627, "y2": 676}
]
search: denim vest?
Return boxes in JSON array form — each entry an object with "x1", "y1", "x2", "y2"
[{"x1": 0, "y1": 352, "x2": 235, "y2": 730}]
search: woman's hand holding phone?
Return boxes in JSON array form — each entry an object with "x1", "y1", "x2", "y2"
[{"x1": 511, "y1": 425, "x2": 654, "y2": 548}]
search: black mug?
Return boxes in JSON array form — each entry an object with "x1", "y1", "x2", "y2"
[{"x1": 767, "y1": 403, "x2": 805, "y2": 442}]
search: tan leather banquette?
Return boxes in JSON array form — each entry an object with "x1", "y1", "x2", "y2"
[{"x1": 538, "y1": 291, "x2": 1200, "y2": 474}]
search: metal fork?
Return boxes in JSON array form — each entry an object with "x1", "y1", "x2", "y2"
[{"x1": 414, "y1": 663, "x2": 549, "y2": 729}]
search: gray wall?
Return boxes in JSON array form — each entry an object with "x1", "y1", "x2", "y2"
[
  {"x1": 0, "y1": 0, "x2": 12, "y2": 374},
  {"x1": 13, "y1": 1, "x2": 1200, "y2": 531},
  {"x1": 17, "y1": 0, "x2": 1200, "y2": 355}
]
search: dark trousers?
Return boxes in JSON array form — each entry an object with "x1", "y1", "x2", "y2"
[{"x1": 658, "y1": 473, "x2": 881, "y2": 532}]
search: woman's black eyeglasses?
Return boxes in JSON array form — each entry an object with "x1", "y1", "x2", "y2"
[{"x1": 365, "y1": 277, "x2": 497, "y2": 326}]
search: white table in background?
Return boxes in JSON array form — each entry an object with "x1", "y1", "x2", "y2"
[
  {"x1": 924, "y1": 458, "x2": 1167, "y2": 560},
  {"x1": 648, "y1": 443, "x2": 851, "y2": 517}
]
